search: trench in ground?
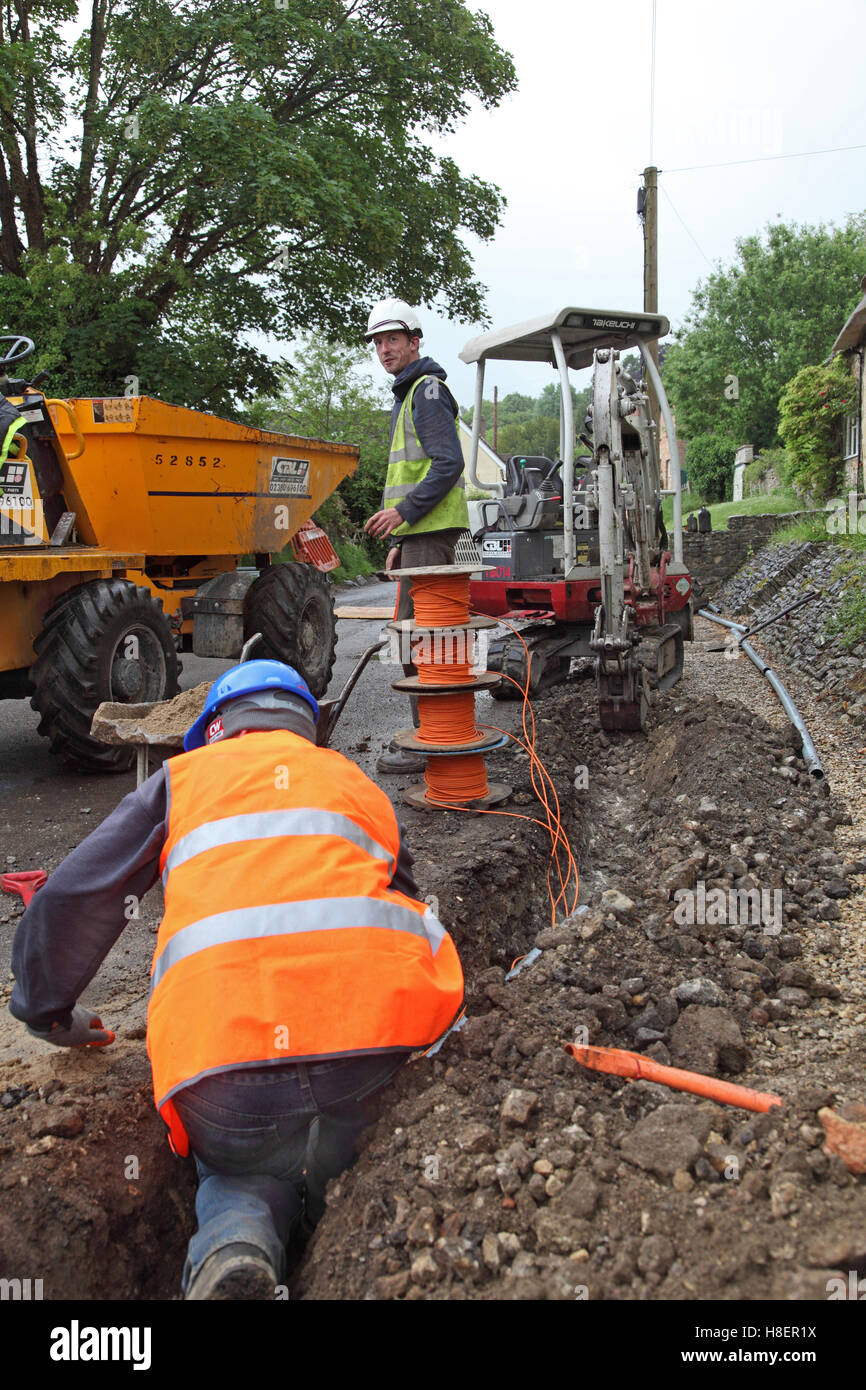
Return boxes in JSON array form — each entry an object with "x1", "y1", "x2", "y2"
[
  {"x1": 5, "y1": 669, "x2": 858, "y2": 1301},
  {"x1": 0, "y1": 686, "x2": 583, "y2": 1300}
]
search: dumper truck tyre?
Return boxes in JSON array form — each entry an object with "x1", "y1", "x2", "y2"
[
  {"x1": 29, "y1": 580, "x2": 179, "y2": 772},
  {"x1": 243, "y1": 561, "x2": 336, "y2": 698}
]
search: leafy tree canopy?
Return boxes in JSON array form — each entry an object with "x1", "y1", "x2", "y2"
[
  {"x1": 243, "y1": 336, "x2": 390, "y2": 538},
  {"x1": 661, "y1": 215, "x2": 866, "y2": 450},
  {"x1": 684, "y1": 433, "x2": 736, "y2": 504},
  {"x1": 0, "y1": 0, "x2": 516, "y2": 412},
  {"x1": 462, "y1": 381, "x2": 592, "y2": 460},
  {"x1": 777, "y1": 355, "x2": 856, "y2": 500}
]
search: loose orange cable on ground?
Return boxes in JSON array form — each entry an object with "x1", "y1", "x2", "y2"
[
  {"x1": 477, "y1": 612, "x2": 579, "y2": 922},
  {"x1": 564, "y1": 1043, "x2": 782, "y2": 1113}
]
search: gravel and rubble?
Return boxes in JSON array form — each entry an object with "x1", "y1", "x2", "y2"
[
  {"x1": 296, "y1": 636, "x2": 866, "y2": 1301},
  {"x1": 1, "y1": 615, "x2": 865, "y2": 1301}
]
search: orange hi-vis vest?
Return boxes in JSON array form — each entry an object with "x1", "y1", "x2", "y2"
[{"x1": 147, "y1": 730, "x2": 464, "y2": 1155}]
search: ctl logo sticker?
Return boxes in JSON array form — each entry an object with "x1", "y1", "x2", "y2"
[
  {"x1": 206, "y1": 717, "x2": 225, "y2": 743},
  {"x1": 269, "y1": 457, "x2": 310, "y2": 496}
]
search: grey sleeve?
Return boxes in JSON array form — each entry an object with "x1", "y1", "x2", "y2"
[
  {"x1": 9, "y1": 769, "x2": 169, "y2": 1030},
  {"x1": 395, "y1": 380, "x2": 465, "y2": 527}
]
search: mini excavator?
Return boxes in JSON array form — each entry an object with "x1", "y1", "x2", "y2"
[{"x1": 460, "y1": 307, "x2": 693, "y2": 731}]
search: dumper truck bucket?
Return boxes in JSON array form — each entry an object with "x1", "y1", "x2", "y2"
[{"x1": 51, "y1": 397, "x2": 359, "y2": 555}]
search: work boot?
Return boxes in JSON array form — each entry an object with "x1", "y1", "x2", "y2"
[
  {"x1": 376, "y1": 745, "x2": 427, "y2": 775},
  {"x1": 185, "y1": 1243, "x2": 277, "y2": 1300}
]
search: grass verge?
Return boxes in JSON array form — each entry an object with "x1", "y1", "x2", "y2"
[{"x1": 662, "y1": 490, "x2": 804, "y2": 531}]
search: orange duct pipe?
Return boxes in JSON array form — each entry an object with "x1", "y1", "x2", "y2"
[{"x1": 564, "y1": 1043, "x2": 782, "y2": 1113}]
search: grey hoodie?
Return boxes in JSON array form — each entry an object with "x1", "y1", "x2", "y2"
[{"x1": 389, "y1": 356, "x2": 465, "y2": 528}]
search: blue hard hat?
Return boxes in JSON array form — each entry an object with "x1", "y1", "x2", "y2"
[{"x1": 183, "y1": 660, "x2": 319, "y2": 751}]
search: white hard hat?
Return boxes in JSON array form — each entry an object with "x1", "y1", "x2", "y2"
[{"x1": 365, "y1": 298, "x2": 423, "y2": 342}]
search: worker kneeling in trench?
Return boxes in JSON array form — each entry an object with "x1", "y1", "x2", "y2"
[{"x1": 8, "y1": 660, "x2": 464, "y2": 1300}]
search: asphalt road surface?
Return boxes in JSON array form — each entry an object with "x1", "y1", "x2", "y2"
[{"x1": 0, "y1": 577, "x2": 506, "y2": 1060}]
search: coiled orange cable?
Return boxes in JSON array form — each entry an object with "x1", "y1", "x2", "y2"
[
  {"x1": 416, "y1": 631, "x2": 474, "y2": 683},
  {"x1": 392, "y1": 573, "x2": 579, "y2": 923},
  {"x1": 418, "y1": 660, "x2": 474, "y2": 685},
  {"x1": 417, "y1": 693, "x2": 479, "y2": 744},
  {"x1": 412, "y1": 574, "x2": 471, "y2": 626},
  {"x1": 424, "y1": 754, "x2": 490, "y2": 804}
]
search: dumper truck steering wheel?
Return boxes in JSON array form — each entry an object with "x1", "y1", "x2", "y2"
[{"x1": 0, "y1": 335, "x2": 35, "y2": 368}]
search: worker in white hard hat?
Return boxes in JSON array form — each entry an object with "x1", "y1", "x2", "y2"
[{"x1": 363, "y1": 298, "x2": 470, "y2": 774}]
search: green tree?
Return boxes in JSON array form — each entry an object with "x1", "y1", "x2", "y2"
[
  {"x1": 462, "y1": 381, "x2": 591, "y2": 460},
  {"x1": 777, "y1": 356, "x2": 856, "y2": 499},
  {"x1": 684, "y1": 434, "x2": 736, "y2": 503},
  {"x1": 661, "y1": 216, "x2": 866, "y2": 449},
  {"x1": 0, "y1": 0, "x2": 515, "y2": 413},
  {"x1": 243, "y1": 338, "x2": 390, "y2": 536},
  {"x1": 497, "y1": 415, "x2": 560, "y2": 459}
]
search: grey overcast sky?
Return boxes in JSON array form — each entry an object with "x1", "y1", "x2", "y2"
[{"x1": 386, "y1": 0, "x2": 865, "y2": 408}]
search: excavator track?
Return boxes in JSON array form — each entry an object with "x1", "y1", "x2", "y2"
[{"x1": 488, "y1": 624, "x2": 572, "y2": 700}]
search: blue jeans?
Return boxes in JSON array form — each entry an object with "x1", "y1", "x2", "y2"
[{"x1": 173, "y1": 1054, "x2": 408, "y2": 1291}]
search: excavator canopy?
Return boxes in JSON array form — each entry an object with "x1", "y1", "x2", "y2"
[{"x1": 459, "y1": 306, "x2": 670, "y2": 371}]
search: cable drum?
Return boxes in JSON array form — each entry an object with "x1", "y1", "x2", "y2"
[
  {"x1": 417, "y1": 692, "x2": 480, "y2": 746},
  {"x1": 423, "y1": 753, "x2": 490, "y2": 805}
]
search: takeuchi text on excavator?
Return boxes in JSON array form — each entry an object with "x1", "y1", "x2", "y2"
[{"x1": 460, "y1": 307, "x2": 693, "y2": 731}]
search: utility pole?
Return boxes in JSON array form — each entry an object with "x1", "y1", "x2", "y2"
[
  {"x1": 493, "y1": 385, "x2": 498, "y2": 453},
  {"x1": 641, "y1": 165, "x2": 660, "y2": 437}
]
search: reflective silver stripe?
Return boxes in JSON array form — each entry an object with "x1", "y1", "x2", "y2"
[
  {"x1": 151, "y1": 895, "x2": 446, "y2": 993},
  {"x1": 422, "y1": 906, "x2": 446, "y2": 955},
  {"x1": 162, "y1": 810, "x2": 394, "y2": 884},
  {"x1": 388, "y1": 442, "x2": 428, "y2": 464}
]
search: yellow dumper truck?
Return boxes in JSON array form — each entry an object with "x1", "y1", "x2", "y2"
[{"x1": 0, "y1": 335, "x2": 359, "y2": 771}]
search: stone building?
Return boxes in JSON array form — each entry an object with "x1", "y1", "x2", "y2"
[{"x1": 829, "y1": 273, "x2": 866, "y2": 493}]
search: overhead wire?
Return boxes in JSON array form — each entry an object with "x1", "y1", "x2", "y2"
[
  {"x1": 658, "y1": 182, "x2": 713, "y2": 267},
  {"x1": 648, "y1": 0, "x2": 656, "y2": 167},
  {"x1": 662, "y1": 141, "x2": 866, "y2": 174}
]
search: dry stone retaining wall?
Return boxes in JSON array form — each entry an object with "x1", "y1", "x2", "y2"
[
  {"x1": 715, "y1": 538, "x2": 866, "y2": 728},
  {"x1": 682, "y1": 511, "x2": 822, "y2": 602}
]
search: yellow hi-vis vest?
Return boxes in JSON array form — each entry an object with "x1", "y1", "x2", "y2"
[
  {"x1": 383, "y1": 376, "x2": 470, "y2": 537},
  {"x1": 147, "y1": 730, "x2": 464, "y2": 1155}
]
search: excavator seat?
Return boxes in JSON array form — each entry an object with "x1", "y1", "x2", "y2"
[{"x1": 504, "y1": 456, "x2": 560, "y2": 497}]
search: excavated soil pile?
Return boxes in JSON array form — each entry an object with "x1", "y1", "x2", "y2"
[
  {"x1": 297, "y1": 685, "x2": 866, "y2": 1301},
  {"x1": 2, "y1": 677, "x2": 865, "y2": 1300},
  {"x1": 0, "y1": 1048, "x2": 197, "y2": 1299},
  {"x1": 0, "y1": 700, "x2": 567, "y2": 1299}
]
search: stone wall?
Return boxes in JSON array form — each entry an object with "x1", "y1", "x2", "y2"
[
  {"x1": 714, "y1": 538, "x2": 866, "y2": 727},
  {"x1": 745, "y1": 463, "x2": 782, "y2": 496},
  {"x1": 682, "y1": 511, "x2": 822, "y2": 603}
]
